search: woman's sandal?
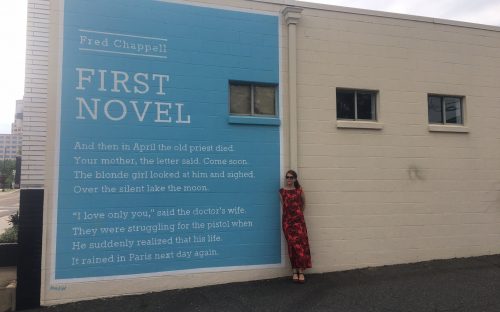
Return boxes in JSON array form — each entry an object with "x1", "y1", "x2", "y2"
[
  {"x1": 292, "y1": 272, "x2": 299, "y2": 282},
  {"x1": 298, "y1": 273, "x2": 305, "y2": 284}
]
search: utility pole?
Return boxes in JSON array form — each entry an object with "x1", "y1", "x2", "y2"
[{"x1": 0, "y1": 145, "x2": 6, "y2": 191}]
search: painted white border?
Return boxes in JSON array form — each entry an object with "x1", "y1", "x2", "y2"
[
  {"x1": 50, "y1": 0, "x2": 285, "y2": 284},
  {"x1": 49, "y1": 0, "x2": 66, "y2": 284},
  {"x1": 57, "y1": 262, "x2": 284, "y2": 284},
  {"x1": 278, "y1": 11, "x2": 287, "y2": 269}
]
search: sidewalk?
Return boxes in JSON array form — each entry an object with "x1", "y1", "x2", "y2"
[
  {"x1": 0, "y1": 190, "x2": 18, "y2": 198},
  {"x1": 23, "y1": 254, "x2": 500, "y2": 312},
  {"x1": 0, "y1": 216, "x2": 10, "y2": 236}
]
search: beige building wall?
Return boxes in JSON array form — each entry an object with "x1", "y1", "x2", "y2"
[
  {"x1": 38, "y1": 0, "x2": 500, "y2": 305},
  {"x1": 293, "y1": 4, "x2": 500, "y2": 271}
]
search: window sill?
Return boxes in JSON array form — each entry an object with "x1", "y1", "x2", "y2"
[
  {"x1": 336, "y1": 120, "x2": 384, "y2": 130},
  {"x1": 428, "y1": 124, "x2": 469, "y2": 133},
  {"x1": 228, "y1": 116, "x2": 281, "y2": 126}
]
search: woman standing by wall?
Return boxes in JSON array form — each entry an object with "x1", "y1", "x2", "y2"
[{"x1": 279, "y1": 170, "x2": 312, "y2": 283}]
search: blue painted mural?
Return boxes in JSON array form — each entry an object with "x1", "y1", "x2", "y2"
[{"x1": 56, "y1": 0, "x2": 280, "y2": 279}]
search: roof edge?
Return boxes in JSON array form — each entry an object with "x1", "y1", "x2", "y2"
[{"x1": 250, "y1": 0, "x2": 500, "y2": 32}]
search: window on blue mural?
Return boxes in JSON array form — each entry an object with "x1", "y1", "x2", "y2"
[
  {"x1": 230, "y1": 82, "x2": 277, "y2": 116},
  {"x1": 428, "y1": 95, "x2": 464, "y2": 125}
]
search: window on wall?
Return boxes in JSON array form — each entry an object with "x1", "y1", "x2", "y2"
[
  {"x1": 428, "y1": 95, "x2": 464, "y2": 125},
  {"x1": 336, "y1": 89, "x2": 377, "y2": 121},
  {"x1": 230, "y1": 82, "x2": 277, "y2": 117}
]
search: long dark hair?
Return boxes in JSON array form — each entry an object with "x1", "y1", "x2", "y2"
[{"x1": 286, "y1": 170, "x2": 301, "y2": 189}]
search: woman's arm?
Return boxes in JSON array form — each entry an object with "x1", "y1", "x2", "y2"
[{"x1": 301, "y1": 189, "x2": 306, "y2": 212}]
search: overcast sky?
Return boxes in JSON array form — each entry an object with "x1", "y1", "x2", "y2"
[
  {"x1": 311, "y1": 0, "x2": 500, "y2": 25},
  {"x1": 1, "y1": 0, "x2": 500, "y2": 134},
  {"x1": 0, "y1": 1, "x2": 27, "y2": 134}
]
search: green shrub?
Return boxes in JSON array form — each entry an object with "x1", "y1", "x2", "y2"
[
  {"x1": 8, "y1": 212, "x2": 19, "y2": 227},
  {"x1": 0, "y1": 226, "x2": 18, "y2": 243}
]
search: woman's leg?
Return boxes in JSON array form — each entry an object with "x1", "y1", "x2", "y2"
[
  {"x1": 298, "y1": 268, "x2": 305, "y2": 283},
  {"x1": 292, "y1": 268, "x2": 299, "y2": 281}
]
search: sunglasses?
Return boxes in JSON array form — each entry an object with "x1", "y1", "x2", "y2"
[{"x1": 285, "y1": 176, "x2": 295, "y2": 179}]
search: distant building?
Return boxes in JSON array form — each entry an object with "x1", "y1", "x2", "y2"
[
  {"x1": 11, "y1": 99, "x2": 24, "y2": 136},
  {"x1": 1, "y1": 99, "x2": 23, "y2": 161},
  {"x1": 0, "y1": 134, "x2": 21, "y2": 160}
]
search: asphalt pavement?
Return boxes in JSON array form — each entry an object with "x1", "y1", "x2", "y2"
[{"x1": 23, "y1": 254, "x2": 500, "y2": 312}]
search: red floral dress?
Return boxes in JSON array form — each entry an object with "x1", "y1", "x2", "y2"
[{"x1": 279, "y1": 187, "x2": 312, "y2": 269}]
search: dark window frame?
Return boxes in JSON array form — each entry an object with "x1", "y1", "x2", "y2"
[
  {"x1": 428, "y1": 94, "x2": 464, "y2": 125},
  {"x1": 336, "y1": 88, "x2": 378, "y2": 121},
  {"x1": 229, "y1": 81, "x2": 278, "y2": 117}
]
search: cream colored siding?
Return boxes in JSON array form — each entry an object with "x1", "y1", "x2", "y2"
[{"x1": 295, "y1": 7, "x2": 500, "y2": 271}]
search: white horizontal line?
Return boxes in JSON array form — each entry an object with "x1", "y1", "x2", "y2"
[
  {"x1": 79, "y1": 48, "x2": 168, "y2": 59},
  {"x1": 79, "y1": 29, "x2": 168, "y2": 42}
]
